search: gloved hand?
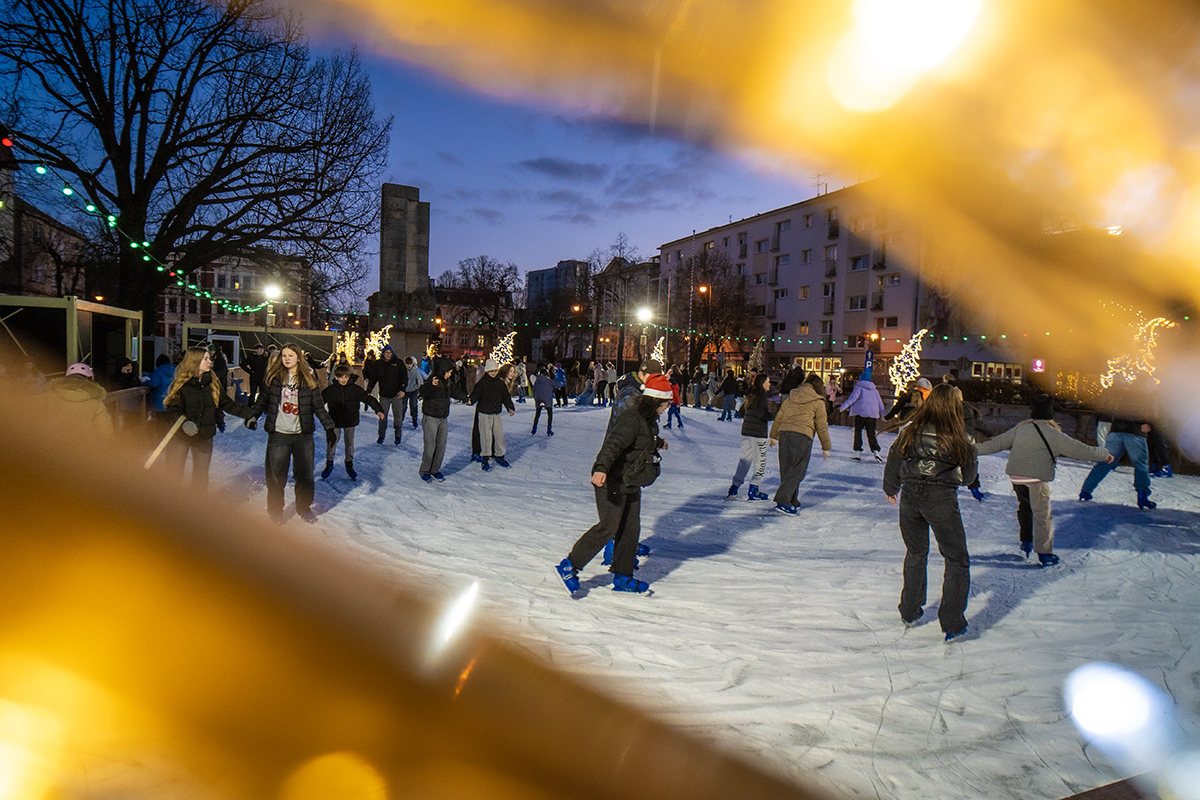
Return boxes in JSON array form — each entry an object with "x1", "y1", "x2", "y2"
[
  {"x1": 244, "y1": 417, "x2": 257, "y2": 430},
  {"x1": 181, "y1": 421, "x2": 199, "y2": 437}
]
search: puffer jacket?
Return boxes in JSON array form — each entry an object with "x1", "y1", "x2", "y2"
[
  {"x1": 593, "y1": 405, "x2": 663, "y2": 494},
  {"x1": 373, "y1": 356, "x2": 408, "y2": 398},
  {"x1": 769, "y1": 384, "x2": 832, "y2": 451},
  {"x1": 883, "y1": 425, "x2": 979, "y2": 495},
  {"x1": 45, "y1": 376, "x2": 113, "y2": 440},
  {"x1": 251, "y1": 378, "x2": 335, "y2": 434},
  {"x1": 322, "y1": 375, "x2": 384, "y2": 428},
  {"x1": 533, "y1": 373, "x2": 556, "y2": 406},
  {"x1": 167, "y1": 372, "x2": 255, "y2": 438},
  {"x1": 470, "y1": 373, "x2": 516, "y2": 415},
  {"x1": 418, "y1": 358, "x2": 467, "y2": 419},
  {"x1": 605, "y1": 371, "x2": 644, "y2": 437},
  {"x1": 739, "y1": 394, "x2": 775, "y2": 438},
  {"x1": 839, "y1": 379, "x2": 886, "y2": 418}
]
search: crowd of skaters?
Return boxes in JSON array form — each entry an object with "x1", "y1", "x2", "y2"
[{"x1": 9, "y1": 342, "x2": 1183, "y2": 641}]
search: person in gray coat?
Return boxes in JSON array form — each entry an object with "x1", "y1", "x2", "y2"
[
  {"x1": 974, "y1": 393, "x2": 1112, "y2": 565},
  {"x1": 531, "y1": 367, "x2": 557, "y2": 436}
]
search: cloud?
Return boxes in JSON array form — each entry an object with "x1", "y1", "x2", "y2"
[
  {"x1": 469, "y1": 207, "x2": 503, "y2": 224},
  {"x1": 517, "y1": 156, "x2": 608, "y2": 182},
  {"x1": 436, "y1": 151, "x2": 464, "y2": 166}
]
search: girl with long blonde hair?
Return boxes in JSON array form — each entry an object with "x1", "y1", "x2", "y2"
[
  {"x1": 163, "y1": 346, "x2": 255, "y2": 488},
  {"x1": 882, "y1": 383, "x2": 978, "y2": 642},
  {"x1": 249, "y1": 343, "x2": 335, "y2": 522}
]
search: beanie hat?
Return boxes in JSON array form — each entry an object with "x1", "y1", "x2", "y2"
[
  {"x1": 382, "y1": 345, "x2": 394, "y2": 354},
  {"x1": 640, "y1": 358, "x2": 663, "y2": 374},
  {"x1": 642, "y1": 373, "x2": 673, "y2": 399},
  {"x1": 65, "y1": 362, "x2": 93, "y2": 379},
  {"x1": 484, "y1": 358, "x2": 499, "y2": 372},
  {"x1": 1031, "y1": 392, "x2": 1055, "y2": 420},
  {"x1": 915, "y1": 377, "x2": 933, "y2": 390},
  {"x1": 860, "y1": 365, "x2": 873, "y2": 382}
]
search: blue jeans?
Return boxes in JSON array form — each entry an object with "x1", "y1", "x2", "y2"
[
  {"x1": 719, "y1": 394, "x2": 737, "y2": 420},
  {"x1": 1081, "y1": 432, "x2": 1150, "y2": 496},
  {"x1": 666, "y1": 404, "x2": 683, "y2": 427},
  {"x1": 692, "y1": 383, "x2": 702, "y2": 408}
]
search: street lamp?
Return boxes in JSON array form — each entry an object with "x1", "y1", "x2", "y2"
[
  {"x1": 637, "y1": 307, "x2": 651, "y2": 362},
  {"x1": 263, "y1": 284, "x2": 281, "y2": 337}
]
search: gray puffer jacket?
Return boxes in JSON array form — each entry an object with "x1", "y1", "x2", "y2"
[{"x1": 883, "y1": 425, "x2": 978, "y2": 496}]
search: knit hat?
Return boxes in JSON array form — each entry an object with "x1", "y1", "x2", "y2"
[
  {"x1": 1031, "y1": 392, "x2": 1055, "y2": 420},
  {"x1": 860, "y1": 365, "x2": 873, "y2": 382},
  {"x1": 915, "y1": 377, "x2": 933, "y2": 390},
  {"x1": 65, "y1": 362, "x2": 93, "y2": 379},
  {"x1": 640, "y1": 358, "x2": 663, "y2": 374},
  {"x1": 642, "y1": 373, "x2": 673, "y2": 399},
  {"x1": 484, "y1": 358, "x2": 499, "y2": 372},
  {"x1": 382, "y1": 345, "x2": 394, "y2": 354}
]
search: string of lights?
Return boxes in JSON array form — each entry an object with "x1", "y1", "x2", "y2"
[{"x1": 1100, "y1": 314, "x2": 1175, "y2": 388}]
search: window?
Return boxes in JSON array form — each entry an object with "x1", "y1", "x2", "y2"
[
  {"x1": 243, "y1": 274, "x2": 255, "y2": 290},
  {"x1": 826, "y1": 207, "x2": 839, "y2": 222},
  {"x1": 736, "y1": 263, "x2": 745, "y2": 274},
  {"x1": 703, "y1": 241, "x2": 714, "y2": 250},
  {"x1": 820, "y1": 320, "x2": 833, "y2": 335},
  {"x1": 803, "y1": 214, "x2": 813, "y2": 228},
  {"x1": 168, "y1": 297, "x2": 177, "y2": 312},
  {"x1": 823, "y1": 283, "x2": 835, "y2": 297},
  {"x1": 851, "y1": 255, "x2": 869, "y2": 271},
  {"x1": 883, "y1": 316, "x2": 898, "y2": 328},
  {"x1": 232, "y1": 275, "x2": 241, "y2": 289},
  {"x1": 852, "y1": 216, "x2": 869, "y2": 232},
  {"x1": 886, "y1": 274, "x2": 901, "y2": 286},
  {"x1": 801, "y1": 249, "x2": 812, "y2": 264},
  {"x1": 754, "y1": 304, "x2": 767, "y2": 317},
  {"x1": 777, "y1": 219, "x2": 792, "y2": 233},
  {"x1": 675, "y1": 250, "x2": 683, "y2": 262},
  {"x1": 774, "y1": 254, "x2": 790, "y2": 268},
  {"x1": 722, "y1": 236, "x2": 729, "y2": 248},
  {"x1": 755, "y1": 273, "x2": 766, "y2": 285},
  {"x1": 824, "y1": 244, "x2": 837, "y2": 261},
  {"x1": 798, "y1": 321, "x2": 809, "y2": 334},
  {"x1": 774, "y1": 288, "x2": 789, "y2": 300},
  {"x1": 848, "y1": 295, "x2": 868, "y2": 310},
  {"x1": 798, "y1": 285, "x2": 810, "y2": 300},
  {"x1": 188, "y1": 299, "x2": 198, "y2": 314},
  {"x1": 756, "y1": 239, "x2": 770, "y2": 253},
  {"x1": 477, "y1": 335, "x2": 486, "y2": 347},
  {"x1": 217, "y1": 273, "x2": 226, "y2": 289},
  {"x1": 772, "y1": 323, "x2": 787, "y2": 335}
]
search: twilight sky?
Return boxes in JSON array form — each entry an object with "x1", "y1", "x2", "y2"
[{"x1": 343, "y1": 47, "x2": 832, "y2": 295}]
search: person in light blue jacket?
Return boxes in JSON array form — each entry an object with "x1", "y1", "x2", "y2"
[{"x1": 838, "y1": 367, "x2": 886, "y2": 461}]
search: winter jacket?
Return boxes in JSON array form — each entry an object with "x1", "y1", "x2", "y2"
[
  {"x1": 554, "y1": 366, "x2": 567, "y2": 388},
  {"x1": 405, "y1": 365, "x2": 425, "y2": 393},
  {"x1": 210, "y1": 351, "x2": 229, "y2": 390},
  {"x1": 839, "y1": 380, "x2": 886, "y2": 418},
  {"x1": 883, "y1": 425, "x2": 978, "y2": 495},
  {"x1": 167, "y1": 372, "x2": 255, "y2": 439},
  {"x1": 251, "y1": 378, "x2": 335, "y2": 434},
  {"x1": 739, "y1": 394, "x2": 776, "y2": 438},
  {"x1": 669, "y1": 377, "x2": 682, "y2": 406},
  {"x1": 532, "y1": 373, "x2": 556, "y2": 406},
  {"x1": 44, "y1": 376, "x2": 113, "y2": 440},
  {"x1": 143, "y1": 364, "x2": 176, "y2": 412},
  {"x1": 593, "y1": 363, "x2": 604, "y2": 384},
  {"x1": 975, "y1": 420, "x2": 1109, "y2": 482},
  {"x1": 770, "y1": 384, "x2": 832, "y2": 451},
  {"x1": 606, "y1": 371, "x2": 644, "y2": 437},
  {"x1": 373, "y1": 355, "x2": 408, "y2": 398},
  {"x1": 884, "y1": 389, "x2": 924, "y2": 420},
  {"x1": 419, "y1": 359, "x2": 467, "y2": 419},
  {"x1": 720, "y1": 375, "x2": 740, "y2": 397},
  {"x1": 322, "y1": 376, "x2": 384, "y2": 428},
  {"x1": 593, "y1": 405, "x2": 664, "y2": 494},
  {"x1": 605, "y1": 367, "x2": 617, "y2": 384},
  {"x1": 470, "y1": 373, "x2": 516, "y2": 415},
  {"x1": 243, "y1": 352, "x2": 268, "y2": 381},
  {"x1": 1111, "y1": 414, "x2": 1150, "y2": 437}
]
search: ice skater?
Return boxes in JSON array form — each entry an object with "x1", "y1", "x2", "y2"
[
  {"x1": 882, "y1": 383, "x2": 977, "y2": 641},
  {"x1": 531, "y1": 366, "x2": 556, "y2": 436},
  {"x1": 469, "y1": 358, "x2": 515, "y2": 471},
  {"x1": 838, "y1": 367, "x2": 885, "y2": 461},
  {"x1": 163, "y1": 347, "x2": 256, "y2": 489},
  {"x1": 321, "y1": 364, "x2": 385, "y2": 481},
  {"x1": 728, "y1": 372, "x2": 775, "y2": 501},
  {"x1": 555, "y1": 373, "x2": 673, "y2": 595},
  {"x1": 769, "y1": 372, "x2": 832, "y2": 514},
  {"x1": 417, "y1": 357, "x2": 467, "y2": 482}
]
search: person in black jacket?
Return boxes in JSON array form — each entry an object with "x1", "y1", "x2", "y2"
[
  {"x1": 164, "y1": 347, "x2": 256, "y2": 489},
  {"x1": 1078, "y1": 381, "x2": 1157, "y2": 508},
  {"x1": 717, "y1": 369, "x2": 740, "y2": 421},
  {"x1": 417, "y1": 357, "x2": 468, "y2": 481},
  {"x1": 244, "y1": 344, "x2": 269, "y2": 403},
  {"x1": 249, "y1": 343, "x2": 336, "y2": 522},
  {"x1": 728, "y1": 373, "x2": 776, "y2": 500},
  {"x1": 882, "y1": 383, "x2": 978, "y2": 641},
  {"x1": 372, "y1": 345, "x2": 408, "y2": 445},
  {"x1": 321, "y1": 364, "x2": 385, "y2": 481},
  {"x1": 468, "y1": 358, "x2": 516, "y2": 471},
  {"x1": 555, "y1": 373, "x2": 673, "y2": 596}
]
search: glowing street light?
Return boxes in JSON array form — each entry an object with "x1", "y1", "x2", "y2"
[
  {"x1": 636, "y1": 307, "x2": 652, "y2": 323},
  {"x1": 263, "y1": 285, "x2": 281, "y2": 335}
]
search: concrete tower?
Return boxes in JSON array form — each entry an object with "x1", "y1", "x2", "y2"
[{"x1": 368, "y1": 183, "x2": 437, "y2": 357}]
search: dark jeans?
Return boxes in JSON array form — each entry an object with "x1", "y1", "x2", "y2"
[
  {"x1": 568, "y1": 485, "x2": 642, "y2": 576},
  {"x1": 265, "y1": 432, "x2": 316, "y2": 514},
  {"x1": 852, "y1": 416, "x2": 880, "y2": 453},
  {"x1": 692, "y1": 383, "x2": 702, "y2": 408},
  {"x1": 533, "y1": 403, "x2": 553, "y2": 431},
  {"x1": 1014, "y1": 484, "x2": 1033, "y2": 544},
  {"x1": 406, "y1": 392, "x2": 419, "y2": 425},
  {"x1": 898, "y1": 482, "x2": 970, "y2": 635},
  {"x1": 773, "y1": 431, "x2": 813, "y2": 506},
  {"x1": 666, "y1": 404, "x2": 683, "y2": 427},
  {"x1": 167, "y1": 434, "x2": 214, "y2": 489}
]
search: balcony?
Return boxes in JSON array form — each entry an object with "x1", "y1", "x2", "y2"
[
  {"x1": 738, "y1": 244, "x2": 748, "y2": 259},
  {"x1": 827, "y1": 220, "x2": 840, "y2": 239},
  {"x1": 824, "y1": 259, "x2": 837, "y2": 278},
  {"x1": 766, "y1": 300, "x2": 777, "y2": 318},
  {"x1": 822, "y1": 297, "x2": 835, "y2": 315},
  {"x1": 767, "y1": 264, "x2": 779, "y2": 285},
  {"x1": 820, "y1": 335, "x2": 833, "y2": 352},
  {"x1": 873, "y1": 253, "x2": 887, "y2": 270},
  {"x1": 871, "y1": 292, "x2": 884, "y2": 311},
  {"x1": 770, "y1": 233, "x2": 780, "y2": 252}
]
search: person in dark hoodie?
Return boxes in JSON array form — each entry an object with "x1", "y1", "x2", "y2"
[
  {"x1": 555, "y1": 373, "x2": 673, "y2": 596},
  {"x1": 728, "y1": 372, "x2": 776, "y2": 500},
  {"x1": 320, "y1": 364, "x2": 385, "y2": 481},
  {"x1": 605, "y1": 358, "x2": 661, "y2": 438},
  {"x1": 417, "y1": 357, "x2": 467, "y2": 482},
  {"x1": 164, "y1": 347, "x2": 256, "y2": 489},
  {"x1": 244, "y1": 343, "x2": 269, "y2": 403},
  {"x1": 468, "y1": 357, "x2": 516, "y2": 471},
  {"x1": 373, "y1": 345, "x2": 408, "y2": 446}
]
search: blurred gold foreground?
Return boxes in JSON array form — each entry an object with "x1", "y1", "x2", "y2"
[{"x1": 0, "y1": 383, "x2": 833, "y2": 799}]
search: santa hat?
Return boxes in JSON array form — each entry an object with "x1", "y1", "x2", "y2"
[{"x1": 642, "y1": 373, "x2": 673, "y2": 399}]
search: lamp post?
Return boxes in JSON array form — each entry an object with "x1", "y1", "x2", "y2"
[
  {"x1": 263, "y1": 284, "x2": 281, "y2": 339},
  {"x1": 637, "y1": 306, "x2": 651, "y2": 363},
  {"x1": 698, "y1": 285, "x2": 711, "y2": 366}
]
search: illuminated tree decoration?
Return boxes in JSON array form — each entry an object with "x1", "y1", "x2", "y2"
[
  {"x1": 427, "y1": 340, "x2": 440, "y2": 359},
  {"x1": 335, "y1": 331, "x2": 358, "y2": 363},
  {"x1": 1101, "y1": 315, "x2": 1175, "y2": 388},
  {"x1": 889, "y1": 328, "x2": 928, "y2": 397},
  {"x1": 490, "y1": 331, "x2": 516, "y2": 365},
  {"x1": 365, "y1": 325, "x2": 393, "y2": 357},
  {"x1": 651, "y1": 336, "x2": 665, "y2": 365},
  {"x1": 748, "y1": 337, "x2": 765, "y2": 372}
]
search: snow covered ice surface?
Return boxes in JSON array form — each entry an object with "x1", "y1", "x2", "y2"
[{"x1": 212, "y1": 402, "x2": 1200, "y2": 800}]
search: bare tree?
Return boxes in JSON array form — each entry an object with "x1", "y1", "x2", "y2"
[
  {"x1": 0, "y1": 0, "x2": 390, "y2": 319},
  {"x1": 670, "y1": 248, "x2": 754, "y2": 370},
  {"x1": 447, "y1": 255, "x2": 520, "y2": 351}
]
